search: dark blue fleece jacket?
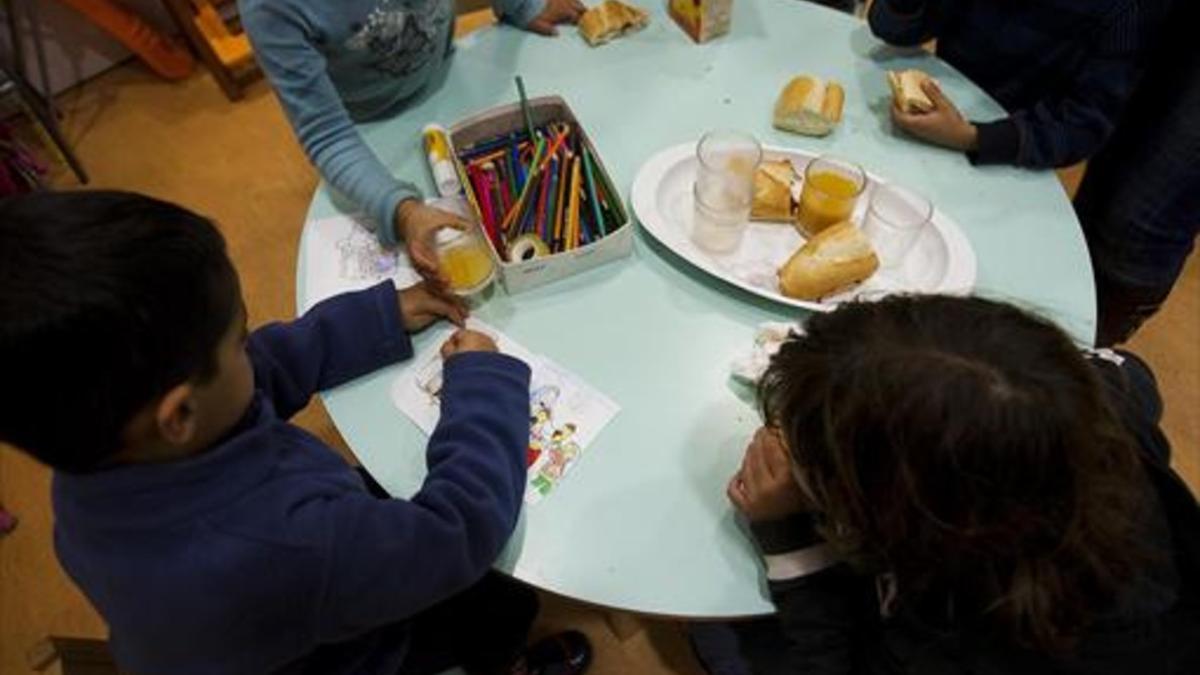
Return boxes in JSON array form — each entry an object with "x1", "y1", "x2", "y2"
[
  {"x1": 870, "y1": 0, "x2": 1171, "y2": 168},
  {"x1": 52, "y1": 281, "x2": 531, "y2": 674}
]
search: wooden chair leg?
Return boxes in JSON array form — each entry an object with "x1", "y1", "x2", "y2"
[{"x1": 160, "y1": 0, "x2": 243, "y2": 100}]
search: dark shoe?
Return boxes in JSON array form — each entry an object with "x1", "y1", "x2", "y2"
[{"x1": 513, "y1": 630, "x2": 592, "y2": 675}]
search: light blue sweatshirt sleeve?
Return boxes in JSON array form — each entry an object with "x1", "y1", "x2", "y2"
[
  {"x1": 241, "y1": 3, "x2": 418, "y2": 247},
  {"x1": 494, "y1": 0, "x2": 547, "y2": 27}
]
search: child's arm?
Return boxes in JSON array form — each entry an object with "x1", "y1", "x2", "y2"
[
  {"x1": 748, "y1": 512, "x2": 875, "y2": 672},
  {"x1": 239, "y1": 4, "x2": 414, "y2": 248},
  {"x1": 868, "y1": 0, "x2": 941, "y2": 47},
  {"x1": 728, "y1": 430, "x2": 875, "y2": 671},
  {"x1": 304, "y1": 349, "x2": 531, "y2": 638},
  {"x1": 495, "y1": 0, "x2": 590, "y2": 36},
  {"x1": 493, "y1": 0, "x2": 549, "y2": 28},
  {"x1": 247, "y1": 281, "x2": 415, "y2": 420},
  {"x1": 969, "y1": 21, "x2": 1145, "y2": 169}
]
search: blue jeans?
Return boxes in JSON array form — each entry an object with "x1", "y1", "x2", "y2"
[{"x1": 1073, "y1": 43, "x2": 1200, "y2": 346}]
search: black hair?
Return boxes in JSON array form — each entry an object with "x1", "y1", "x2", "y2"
[
  {"x1": 759, "y1": 295, "x2": 1147, "y2": 652},
  {"x1": 0, "y1": 190, "x2": 238, "y2": 473}
]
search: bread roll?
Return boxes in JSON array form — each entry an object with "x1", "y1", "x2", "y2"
[
  {"x1": 579, "y1": 1, "x2": 649, "y2": 46},
  {"x1": 772, "y1": 76, "x2": 845, "y2": 137},
  {"x1": 752, "y1": 160, "x2": 799, "y2": 222},
  {"x1": 778, "y1": 220, "x2": 879, "y2": 300},
  {"x1": 888, "y1": 70, "x2": 936, "y2": 113}
]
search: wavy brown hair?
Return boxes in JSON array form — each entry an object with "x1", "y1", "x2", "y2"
[{"x1": 759, "y1": 295, "x2": 1148, "y2": 652}]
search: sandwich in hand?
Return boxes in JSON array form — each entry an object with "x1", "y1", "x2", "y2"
[{"x1": 888, "y1": 69, "x2": 937, "y2": 113}]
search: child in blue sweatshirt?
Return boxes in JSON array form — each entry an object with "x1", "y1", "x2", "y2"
[
  {"x1": 239, "y1": 0, "x2": 585, "y2": 283},
  {"x1": 868, "y1": 0, "x2": 1171, "y2": 169},
  {"x1": 0, "y1": 191, "x2": 591, "y2": 675}
]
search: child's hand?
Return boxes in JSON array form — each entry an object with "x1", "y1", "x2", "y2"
[
  {"x1": 891, "y1": 80, "x2": 979, "y2": 152},
  {"x1": 440, "y1": 329, "x2": 498, "y2": 358},
  {"x1": 525, "y1": 0, "x2": 587, "y2": 36},
  {"x1": 727, "y1": 427, "x2": 810, "y2": 522},
  {"x1": 398, "y1": 281, "x2": 468, "y2": 333},
  {"x1": 395, "y1": 199, "x2": 469, "y2": 286}
]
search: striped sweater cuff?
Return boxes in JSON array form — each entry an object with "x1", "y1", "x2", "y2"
[
  {"x1": 764, "y1": 544, "x2": 840, "y2": 581},
  {"x1": 750, "y1": 514, "x2": 839, "y2": 580}
]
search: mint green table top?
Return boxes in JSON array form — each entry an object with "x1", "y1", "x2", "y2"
[{"x1": 297, "y1": 1, "x2": 1095, "y2": 617}]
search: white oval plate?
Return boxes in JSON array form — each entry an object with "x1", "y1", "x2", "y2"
[{"x1": 631, "y1": 143, "x2": 977, "y2": 312}]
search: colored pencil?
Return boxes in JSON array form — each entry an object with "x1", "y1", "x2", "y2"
[
  {"x1": 538, "y1": 126, "x2": 571, "y2": 172},
  {"x1": 504, "y1": 140, "x2": 519, "y2": 201},
  {"x1": 511, "y1": 142, "x2": 525, "y2": 192},
  {"x1": 447, "y1": 137, "x2": 481, "y2": 216},
  {"x1": 466, "y1": 148, "x2": 507, "y2": 168},
  {"x1": 467, "y1": 165, "x2": 492, "y2": 233},
  {"x1": 461, "y1": 130, "x2": 531, "y2": 157},
  {"x1": 492, "y1": 162, "x2": 511, "y2": 217},
  {"x1": 515, "y1": 76, "x2": 536, "y2": 141},
  {"x1": 553, "y1": 149, "x2": 570, "y2": 248},
  {"x1": 578, "y1": 189, "x2": 591, "y2": 246},
  {"x1": 535, "y1": 156, "x2": 553, "y2": 241},
  {"x1": 498, "y1": 139, "x2": 546, "y2": 235},
  {"x1": 581, "y1": 145, "x2": 606, "y2": 238},
  {"x1": 566, "y1": 156, "x2": 582, "y2": 252},
  {"x1": 543, "y1": 156, "x2": 559, "y2": 244}
]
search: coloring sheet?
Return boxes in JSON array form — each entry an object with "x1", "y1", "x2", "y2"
[
  {"x1": 391, "y1": 320, "x2": 620, "y2": 504},
  {"x1": 302, "y1": 197, "x2": 470, "y2": 311}
]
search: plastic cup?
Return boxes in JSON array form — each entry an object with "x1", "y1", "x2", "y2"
[
  {"x1": 861, "y1": 182, "x2": 933, "y2": 271},
  {"x1": 436, "y1": 226, "x2": 496, "y2": 296},
  {"x1": 692, "y1": 130, "x2": 761, "y2": 252}
]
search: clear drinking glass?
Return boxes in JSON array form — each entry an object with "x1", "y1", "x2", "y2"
[
  {"x1": 796, "y1": 156, "x2": 867, "y2": 237},
  {"x1": 861, "y1": 182, "x2": 933, "y2": 272},
  {"x1": 692, "y1": 130, "x2": 762, "y2": 253}
]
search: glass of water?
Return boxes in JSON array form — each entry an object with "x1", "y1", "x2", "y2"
[
  {"x1": 862, "y1": 182, "x2": 933, "y2": 273},
  {"x1": 692, "y1": 130, "x2": 761, "y2": 253}
]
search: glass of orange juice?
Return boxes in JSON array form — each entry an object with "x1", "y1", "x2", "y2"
[
  {"x1": 436, "y1": 226, "x2": 495, "y2": 296},
  {"x1": 796, "y1": 156, "x2": 867, "y2": 237}
]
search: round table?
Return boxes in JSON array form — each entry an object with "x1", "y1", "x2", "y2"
[{"x1": 297, "y1": 0, "x2": 1095, "y2": 618}]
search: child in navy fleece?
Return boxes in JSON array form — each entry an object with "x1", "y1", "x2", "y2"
[
  {"x1": 0, "y1": 191, "x2": 589, "y2": 674},
  {"x1": 869, "y1": 0, "x2": 1171, "y2": 168}
]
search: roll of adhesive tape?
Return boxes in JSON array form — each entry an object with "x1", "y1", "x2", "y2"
[{"x1": 507, "y1": 234, "x2": 550, "y2": 261}]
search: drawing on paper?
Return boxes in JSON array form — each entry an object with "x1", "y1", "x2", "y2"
[
  {"x1": 391, "y1": 321, "x2": 619, "y2": 505},
  {"x1": 335, "y1": 226, "x2": 400, "y2": 281}
]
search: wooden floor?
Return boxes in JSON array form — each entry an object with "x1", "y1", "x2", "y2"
[{"x1": 1, "y1": 22, "x2": 1196, "y2": 675}]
